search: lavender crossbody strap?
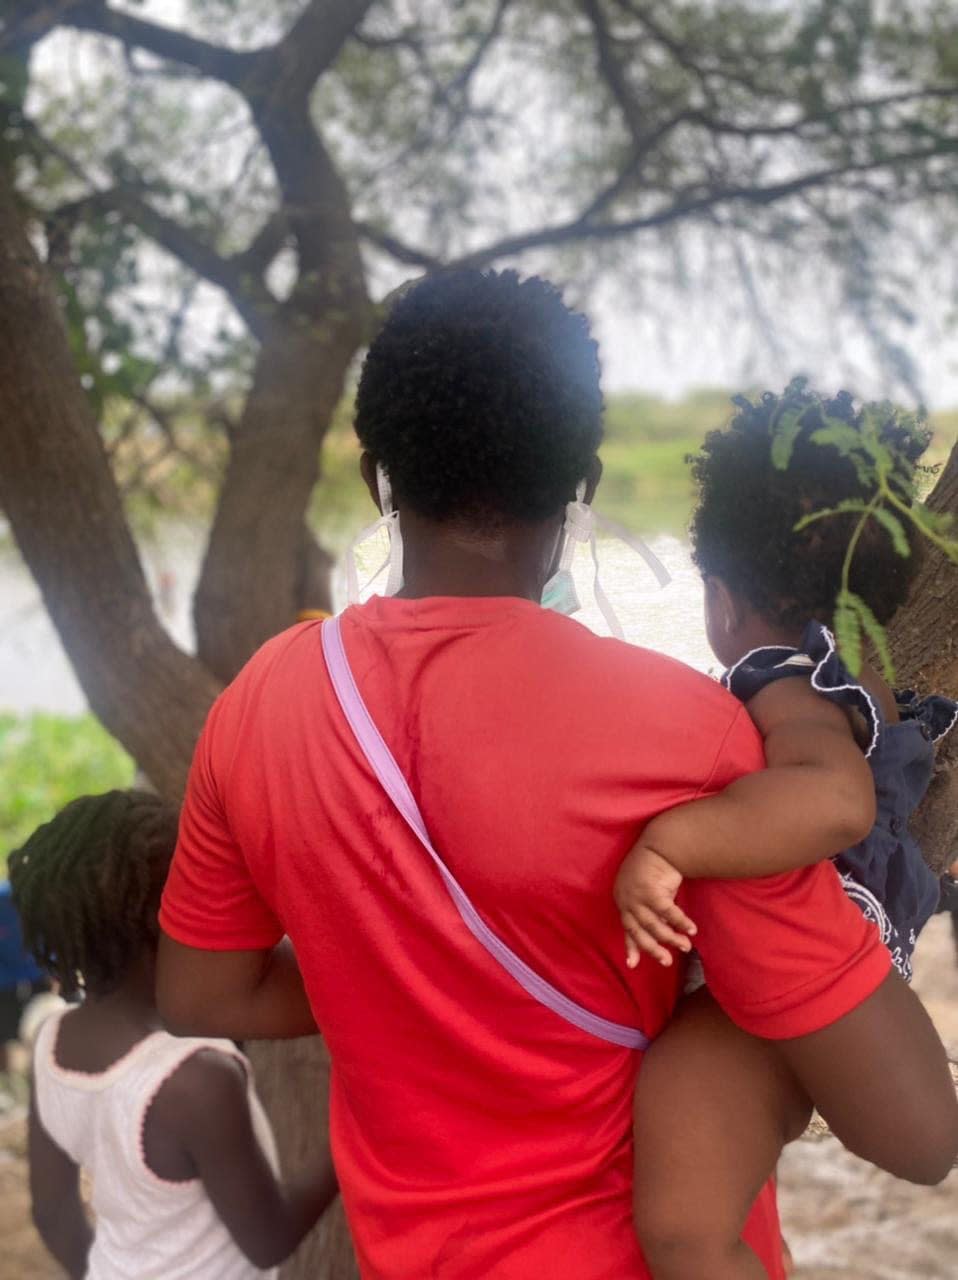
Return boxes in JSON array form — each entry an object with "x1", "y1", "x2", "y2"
[{"x1": 322, "y1": 614, "x2": 649, "y2": 1052}]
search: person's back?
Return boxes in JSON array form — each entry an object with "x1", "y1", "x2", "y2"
[
  {"x1": 166, "y1": 592, "x2": 892, "y2": 1278},
  {"x1": 158, "y1": 269, "x2": 955, "y2": 1280},
  {"x1": 33, "y1": 1007, "x2": 278, "y2": 1280}
]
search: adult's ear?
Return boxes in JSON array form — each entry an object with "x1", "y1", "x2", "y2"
[
  {"x1": 359, "y1": 452, "x2": 382, "y2": 512},
  {"x1": 583, "y1": 455, "x2": 603, "y2": 505}
]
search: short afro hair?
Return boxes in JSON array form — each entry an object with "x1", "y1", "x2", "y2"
[
  {"x1": 690, "y1": 381, "x2": 931, "y2": 629},
  {"x1": 354, "y1": 269, "x2": 603, "y2": 523},
  {"x1": 9, "y1": 790, "x2": 179, "y2": 998}
]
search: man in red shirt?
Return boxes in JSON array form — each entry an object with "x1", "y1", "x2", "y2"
[{"x1": 159, "y1": 270, "x2": 954, "y2": 1278}]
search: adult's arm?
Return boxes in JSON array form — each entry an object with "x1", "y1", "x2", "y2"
[
  {"x1": 778, "y1": 969, "x2": 958, "y2": 1184},
  {"x1": 158, "y1": 677, "x2": 317, "y2": 1039},
  {"x1": 686, "y1": 861, "x2": 958, "y2": 1186},
  {"x1": 157, "y1": 935, "x2": 317, "y2": 1040},
  {"x1": 28, "y1": 1080, "x2": 92, "y2": 1279}
]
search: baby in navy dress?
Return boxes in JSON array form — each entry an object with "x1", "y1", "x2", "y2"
[{"x1": 613, "y1": 386, "x2": 956, "y2": 1280}]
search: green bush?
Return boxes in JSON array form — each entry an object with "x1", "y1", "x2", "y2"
[{"x1": 0, "y1": 714, "x2": 134, "y2": 872}]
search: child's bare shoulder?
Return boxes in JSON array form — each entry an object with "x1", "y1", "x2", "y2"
[{"x1": 150, "y1": 1046, "x2": 248, "y2": 1131}]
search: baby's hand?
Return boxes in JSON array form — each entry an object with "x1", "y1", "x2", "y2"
[{"x1": 613, "y1": 844, "x2": 696, "y2": 969}]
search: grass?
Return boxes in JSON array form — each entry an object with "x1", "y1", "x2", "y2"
[{"x1": 0, "y1": 714, "x2": 134, "y2": 873}]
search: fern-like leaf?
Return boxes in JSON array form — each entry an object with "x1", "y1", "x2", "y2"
[
  {"x1": 833, "y1": 591, "x2": 864, "y2": 676},
  {"x1": 870, "y1": 507, "x2": 910, "y2": 557},
  {"x1": 847, "y1": 592, "x2": 895, "y2": 683}
]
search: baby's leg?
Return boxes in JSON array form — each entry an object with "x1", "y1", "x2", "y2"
[{"x1": 634, "y1": 987, "x2": 810, "y2": 1280}]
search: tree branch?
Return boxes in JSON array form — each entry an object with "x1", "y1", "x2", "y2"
[
  {"x1": 65, "y1": 1, "x2": 255, "y2": 86},
  {"x1": 262, "y1": 0, "x2": 378, "y2": 103},
  {"x1": 231, "y1": 211, "x2": 290, "y2": 276},
  {"x1": 49, "y1": 185, "x2": 277, "y2": 337},
  {"x1": 355, "y1": 220, "x2": 441, "y2": 269},
  {"x1": 580, "y1": 0, "x2": 644, "y2": 141},
  {"x1": 448, "y1": 0, "x2": 514, "y2": 98},
  {"x1": 452, "y1": 141, "x2": 958, "y2": 268},
  {"x1": 0, "y1": 0, "x2": 88, "y2": 52}
]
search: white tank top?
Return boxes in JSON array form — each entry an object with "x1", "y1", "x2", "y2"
[{"x1": 33, "y1": 1008, "x2": 280, "y2": 1280}]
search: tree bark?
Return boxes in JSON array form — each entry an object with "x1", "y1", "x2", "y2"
[
  {"x1": 0, "y1": 175, "x2": 221, "y2": 798},
  {"x1": 192, "y1": 320, "x2": 358, "y2": 683},
  {"x1": 888, "y1": 443, "x2": 958, "y2": 874},
  {"x1": 248, "y1": 1039, "x2": 359, "y2": 1280}
]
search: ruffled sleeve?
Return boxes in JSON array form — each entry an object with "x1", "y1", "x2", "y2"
[
  {"x1": 895, "y1": 690, "x2": 958, "y2": 744},
  {"x1": 723, "y1": 620, "x2": 883, "y2": 757}
]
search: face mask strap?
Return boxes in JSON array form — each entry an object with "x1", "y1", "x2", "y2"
[
  {"x1": 547, "y1": 481, "x2": 672, "y2": 638},
  {"x1": 376, "y1": 467, "x2": 405, "y2": 598},
  {"x1": 344, "y1": 465, "x2": 404, "y2": 604},
  {"x1": 592, "y1": 512, "x2": 671, "y2": 588}
]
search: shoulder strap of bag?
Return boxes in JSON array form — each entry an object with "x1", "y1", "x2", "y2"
[{"x1": 322, "y1": 614, "x2": 648, "y2": 1052}]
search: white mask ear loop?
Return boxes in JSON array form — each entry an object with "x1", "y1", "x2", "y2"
[
  {"x1": 555, "y1": 481, "x2": 591, "y2": 570},
  {"x1": 343, "y1": 465, "x2": 403, "y2": 604},
  {"x1": 559, "y1": 484, "x2": 672, "y2": 641},
  {"x1": 592, "y1": 513, "x2": 671, "y2": 588},
  {"x1": 376, "y1": 466, "x2": 404, "y2": 597}
]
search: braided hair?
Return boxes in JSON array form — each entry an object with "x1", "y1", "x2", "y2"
[
  {"x1": 689, "y1": 382, "x2": 931, "y2": 630},
  {"x1": 8, "y1": 790, "x2": 179, "y2": 998}
]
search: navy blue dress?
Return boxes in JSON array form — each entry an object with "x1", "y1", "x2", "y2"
[{"x1": 723, "y1": 620, "x2": 957, "y2": 981}]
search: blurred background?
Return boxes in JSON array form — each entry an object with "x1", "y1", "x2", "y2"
[{"x1": 1, "y1": 2, "x2": 957, "y2": 1277}]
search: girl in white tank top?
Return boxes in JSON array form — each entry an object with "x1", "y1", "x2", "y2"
[
  {"x1": 10, "y1": 791, "x2": 336, "y2": 1280},
  {"x1": 33, "y1": 1008, "x2": 280, "y2": 1279}
]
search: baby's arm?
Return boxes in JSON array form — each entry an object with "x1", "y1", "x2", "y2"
[{"x1": 615, "y1": 679, "x2": 876, "y2": 966}]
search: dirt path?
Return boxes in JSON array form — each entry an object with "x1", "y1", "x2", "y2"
[{"x1": 3, "y1": 914, "x2": 956, "y2": 1279}]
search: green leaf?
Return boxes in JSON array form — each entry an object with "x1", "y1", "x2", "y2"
[
  {"x1": 833, "y1": 591, "x2": 864, "y2": 676},
  {"x1": 846, "y1": 592, "x2": 895, "y2": 684},
  {"x1": 909, "y1": 504, "x2": 958, "y2": 560},
  {"x1": 794, "y1": 499, "x2": 869, "y2": 532},
  {"x1": 809, "y1": 425, "x2": 875, "y2": 486},
  {"x1": 771, "y1": 406, "x2": 804, "y2": 471},
  {"x1": 870, "y1": 507, "x2": 910, "y2": 557}
]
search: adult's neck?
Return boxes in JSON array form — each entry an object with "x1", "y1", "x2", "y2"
[{"x1": 397, "y1": 509, "x2": 561, "y2": 602}]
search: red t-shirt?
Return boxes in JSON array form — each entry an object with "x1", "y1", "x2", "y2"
[{"x1": 161, "y1": 597, "x2": 890, "y2": 1279}]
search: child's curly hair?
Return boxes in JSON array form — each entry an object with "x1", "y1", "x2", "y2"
[
  {"x1": 8, "y1": 790, "x2": 178, "y2": 998},
  {"x1": 689, "y1": 381, "x2": 932, "y2": 629}
]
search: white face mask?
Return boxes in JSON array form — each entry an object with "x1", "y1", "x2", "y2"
[
  {"x1": 540, "y1": 482, "x2": 671, "y2": 639},
  {"x1": 343, "y1": 463, "x2": 404, "y2": 604}
]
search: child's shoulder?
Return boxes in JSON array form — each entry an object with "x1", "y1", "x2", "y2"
[{"x1": 153, "y1": 1044, "x2": 248, "y2": 1111}]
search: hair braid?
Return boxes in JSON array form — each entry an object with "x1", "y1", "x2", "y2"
[{"x1": 8, "y1": 790, "x2": 179, "y2": 998}]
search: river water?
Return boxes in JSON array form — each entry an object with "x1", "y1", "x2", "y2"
[{"x1": 0, "y1": 524, "x2": 713, "y2": 714}]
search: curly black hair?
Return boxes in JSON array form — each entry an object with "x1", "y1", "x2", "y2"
[
  {"x1": 8, "y1": 790, "x2": 179, "y2": 998},
  {"x1": 689, "y1": 381, "x2": 931, "y2": 629},
  {"x1": 354, "y1": 269, "x2": 603, "y2": 523}
]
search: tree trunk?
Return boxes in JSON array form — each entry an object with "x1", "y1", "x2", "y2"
[
  {"x1": 888, "y1": 443, "x2": 958, "y2": 874},
  {"x1": 248, "y1": 1039, "x2": 360, "y2": 1280},
  {"x1": 0, "y1": 175, "x2": 221, "y2": 798}
]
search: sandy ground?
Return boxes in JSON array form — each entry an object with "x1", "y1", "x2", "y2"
[
  {"x1": 778, "y1": 912, "x2": 958, "y2": 1280},
  {"x1": 2, "y1": 914, "x2": 956, "y2": 1279}
]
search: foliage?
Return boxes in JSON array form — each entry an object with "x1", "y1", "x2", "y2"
[
  {"x1": 777, "y1": 390, "x2": 958, "y2": 677},
  {"x1": 0, "y1": 713, "x2": 134, "y2": 872},
  {"x1": 5, "y1": 0, "x2": 958, "y2": 521}
]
